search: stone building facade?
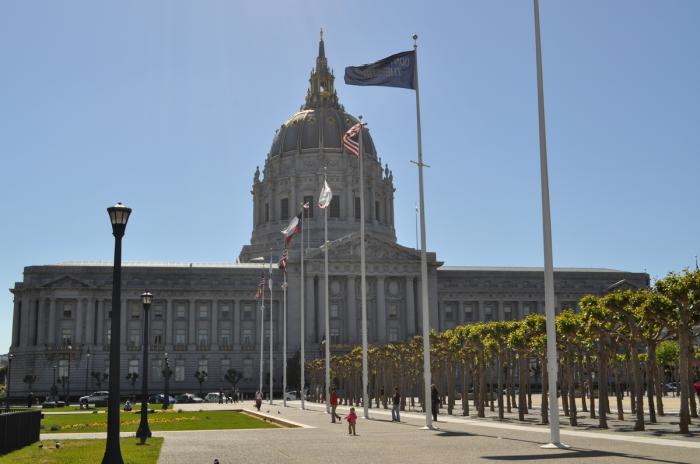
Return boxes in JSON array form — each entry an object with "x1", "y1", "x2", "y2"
[{"x1": 6, "y1": 36, "x2": 648, "y2": 397}]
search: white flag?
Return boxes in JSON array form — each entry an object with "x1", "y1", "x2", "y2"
[{"x1": 318, "y1": 180, "x2": 333, "y2": 209}]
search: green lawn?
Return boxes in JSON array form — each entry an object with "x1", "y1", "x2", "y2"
[
  {"x1": 41, "y1": 410, "x2": 281, "y2": 433},
  {"x1": 0, "y1": 437, "x2": 163, "y2": 464}
]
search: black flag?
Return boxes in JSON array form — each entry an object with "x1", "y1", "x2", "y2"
[{"x1": 344, "y1": 50, "x2": 416, "y2": 90}]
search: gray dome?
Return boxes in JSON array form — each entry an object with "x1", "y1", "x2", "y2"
[{"x1": 269, "y1": 108, "x2": 377, "y2": 157}]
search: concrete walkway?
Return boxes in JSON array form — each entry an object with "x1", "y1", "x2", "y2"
[{"x1": 40, "y1": 400, "x2": 700, "y2": 463}]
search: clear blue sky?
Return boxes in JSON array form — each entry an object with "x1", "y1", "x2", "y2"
[{"x1": 1, "y1": 1, "x2": 698, "y2": 352}]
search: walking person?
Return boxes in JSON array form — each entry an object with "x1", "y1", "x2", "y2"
[
  {"x1": 255, "y1": 390, "x2": 263, "y2": 411},
  {"x1": 391, "y1": 386, "x2": 401, "y2": 422},
  {"x1": 330, "y1": 388, "x2": 341, "y2": 423},
  {"x1": 430, "y1": 384, "x2": 440, "y2": 422},
  {"x1": 345, "y1": 406, "x2": 358, "y2": 436}
]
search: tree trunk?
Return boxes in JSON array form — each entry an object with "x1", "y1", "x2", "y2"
[
  {"x1": 462, "y1": 362, "x2": 469, "y2": 416},
  {"x1": 447, "y1": 361, "x2": 456, "y2": 415},
  {"x1": 646, "y1": 343, "x2": 656, "y2": 423},
  {"x1": 614, "y1": 365, "x2": 624, "y2": 420},
  {"x1": 541, "y1": 356, "x2": 549, "y2": 424},
  {"x1": 598, "y1": 345, "x2": 608, "y2": 428},
  {"x1": 655, "y1": 363, "x2": 665, "y2": 416},
  {"x1": 497, "y1": 356, "x2": 504, "y2": 420},
  {"x1": 567, "y1": 360, "x2": 577, "y2": 426},
  {"x1": 518, "y1": 353, "x2": 528, "y2": 421},
  {"x1": 630, "y1": 343, "x2": 645, "y2": 431},
  {"x1": 478, "y1": 354, "x2": 486, "y2": 418},
  {"x1": 679, "y1": 318, "x2": 691, "y2": 433},
  {"x1": 580, "y1": 356, "x2": 588, "y2": 413}
]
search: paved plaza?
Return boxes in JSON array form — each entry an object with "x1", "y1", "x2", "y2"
[{"x1": 40, "y1": 399, "x2": 700, "y2": 463}]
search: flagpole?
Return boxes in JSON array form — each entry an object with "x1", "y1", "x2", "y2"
[
  {"x1": 359, "y1": 116, "x2": 370, "y2": 420},
  {"x1": 533, "y1": 0, "x2": 566, "y2": 449},
  {"x1": 282, "y1": 271, "x2": 288, "y2": 407},
  {"x1": 259, "y1": 281, "x2": 264, "y2": 397},
  {"x1": 412, "y1": 34, "x2": 434, "y2": 430},
  {"x1": 323, "y1": 168, "x2": 331, "y2": 415},
  {"x1": 269, "y1": 249, "x2": 274, "y2": 405},
  {"x1": 300, "y1": 205, "x2": 306, "y2": 410}
]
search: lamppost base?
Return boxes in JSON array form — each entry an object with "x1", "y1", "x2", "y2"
[
  {"x1": 541, "y1": 442, "x2": 570, "y2": 449},
  {"x1": 420, "y1": 425, "x2": 438, "y2": 431},
  {"x1": 136, "y1": 425, "x2": 152, "y2": 444}
]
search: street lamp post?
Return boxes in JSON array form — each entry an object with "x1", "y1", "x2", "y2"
[
  {"x1": 162, "y1": 353, "x2": 171, "y2": 410},
  {"x1": 85, "y1": 349, "x2": 91, "y2": 398},
  {"x1": 66, "y1": 344, "x2": 72, "y2": 404},
  {"x1": 136, "y1": 291, "x2": 153, "y2": 444},
  {"x1": 5, "y1": 353, "x2": 13, "y2": 411},
  {"x1": 102, "y1": 202, "x2": 131, "y2": 464}
]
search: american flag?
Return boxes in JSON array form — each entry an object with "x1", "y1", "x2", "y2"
[
  {"x1": 255, "y1": 273, "x2": 265, "y2": 300},
  {"x1": 278, "y1": 248, "x2": 288, "y2": 273},
  {"x1": 342, "y1": 122, "x2": 366, "y2": 158}
]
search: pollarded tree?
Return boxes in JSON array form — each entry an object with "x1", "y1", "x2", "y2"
[
  {"x1": 581, "y1": 294, "x2": 614, "y2": 428},
  {"x1": 126, "y1": 372, "x2": 139, "y2": 401},
  {"x1": 224, "y1": 368, "x2": 243, "y2": 392},
  {"x1": 193, "y1": 370, "x2": 208, "y2": 399},
  {"x1": 23, "y1": 374, "x2": 38, "y2": 393},
  {"x1": 655, "y1": 269, "x2": 700, "y2": 434},
  {"x1": 556, "y1": 310, "x2": 585, "y2": 426}
]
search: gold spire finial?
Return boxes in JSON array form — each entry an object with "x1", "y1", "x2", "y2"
[{"x1": 320, "y1": 27, "x2": 323, "y2": 41}]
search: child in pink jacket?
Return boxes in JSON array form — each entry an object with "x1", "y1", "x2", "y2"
[{"x1": 345, "y1": 407, "x2": 357, "y2": 435}]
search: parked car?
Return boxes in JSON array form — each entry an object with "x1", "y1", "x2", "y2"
[
  {"x1": 175, "y1": 393, "x2": 204, "y2": 403},
  {"x1": 148, "y1": 393, "x2": 177, "y2": 405},
  {"x1": 665, "y1": 382, "x2": 680, "y2": 392},
  {"x1": 79, "y1": 391, "x2": 109, "y2": 406},
  {"x1": 204, "y1": 392, "x2": 223, "y2": 403},
  {"x1": 284, "y1": 390, "x2": 299, "y2": 400}
]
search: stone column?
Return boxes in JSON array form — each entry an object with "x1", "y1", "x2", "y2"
[
  {"x1": 188, "y1": 299, "x2": 196, "y2": 347},
  {"x1": 48, "y1": 298, "x2": 57, "y2": 345},
  {"x1": 20, "y1": 294, "x2": 31, "y2": 347},
  {"x1": 26, "y1": 297, "x2": 36, "y2": 346},
  {"x1": 233, "y1": 300, "x2": 241, "y2": 346},
  {"x1": 96, "y1": 299, "x2": 104, "y2": 346},
  {"x1": 347, "y1": 276, "x2": 357, "y2": 343},
  {"x1": 376, "y1": 276, "x2": 386, "y2": 342},
  {"x1": 405, "y1": 277, "x2": 415, "y2": 337},
  {"x1": 211, "y1": 300, "x2": 219, "y2": 350},
  {"x1": 36, "y1": 299, "x2": 46, "y2": 345},
  {"x1": 85, "y1": 297, "x2": 95, "y2": 346},
  {"x1": 165, "y1": 299, "x2": 173, "y2": 347},
  {"x1": 75, "y1": 298, "x2": 84, "y2": 344},
  {"x1": 11, "y1": 298, "x2": 20, "y2": 347}
]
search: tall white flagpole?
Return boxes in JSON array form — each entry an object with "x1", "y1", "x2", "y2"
[
  {"x1": 411, "y1": 34, "x2": 434, "y2": 430},
  {"x1": 300, "y1": 206, "x2": 306, "y2": 410},
  {"x1": 533, "y1": 0, "x2": 566, "y2": 449},
  {"x1": 282, "y1": 271, "x2": 288, "y2": 407},
  {"x1": 323, "y1": 168, "x2": 331, "y2": 415},
  {"x1": 359, "y1": 116, "x2": 370, "y2": 420},
  {"x1": 259, "y1": 278, "x2": 264, "y2": 397},
  {"x1": 269, "y1": 250, "x2": 274, "y2": 405}
]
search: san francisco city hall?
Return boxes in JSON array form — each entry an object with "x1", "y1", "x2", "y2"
[{"x1": 7, "y1": 37, "x2": 648, "y2": 397}]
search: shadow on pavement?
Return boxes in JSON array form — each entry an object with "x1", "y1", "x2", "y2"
[{"x1": 481, "y1": 448, "x2": 690, "y2": 463}]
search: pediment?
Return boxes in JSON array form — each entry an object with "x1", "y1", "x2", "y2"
[
  {"x1": 41, "y1": 275, "x2": 93, "y2": 289},
  {"x1": 306, "y1": 232, "x2": 429, "y2": 263},
  {"x1": 605, "y1": 279, "x2": 639, "y2": 293}
]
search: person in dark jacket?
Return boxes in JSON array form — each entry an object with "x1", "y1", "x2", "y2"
[
  {"x1": 391, "y1": 386, "x2": 401, "y2": 422},
  {"x1": 430, "y1": 384, "x2": 440, "y2": 422},
  {"x1": 330, "y1": 388, "x2": 341, "y2": 423}
]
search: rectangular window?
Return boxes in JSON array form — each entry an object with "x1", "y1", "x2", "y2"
[
  {"x1": 62, "y1": 305, "x2": 72, "y2": 319},
  {"x1": 280, "y1": 198, "x2": 289, "y2": 220},
  {"x1": 105, "y1": 328, "x2": 111, "y2": 344},
  {"x1": 221, "y1": 359, "x2": 231, "y2": 380},
  {"x1": 388, "y1": 327, "x2": 399, "y2": 342},
  {"x1": 445, "y1": 303, "x2": 455, "y2": 321},
  {"x1": 152, "y1": 359, "x2": 162, "y2": 380},
  {"x1": 330, "y1": 303, "x2": 339, "y2": 318},
  {"x1": 484, "y1": 303, "x2": 495, "y2": 321},
  {"x1": 375, "y1": 201, "x2": 380, "y2": 221},
  {"x1": 354, "y1": 197, "x2": 361, "y2": 220},
  {"x1": 265, "y1": 202, "x2": 269, "y2": 222},
  {"x1": 220, "y1": 329, "x2": 231, "y2": 346},
  {"x1": 175, "y1": 360, "x2": 185, "y2": 382},
  {"x1": 243, "y1": 359, "x2": 253, "y2": 380},
  {"x1": 130, "y1": 306, "x2": 140, "y2": 319},
  {"x1": 242, "y1": 328, "x2": 253, "y2": 345},
  {"x1": 153, "y1": 310, "x2": 163, "y2": 319},
  {"x1": 503, "y1": 304, "x2": 514, "y2": 321},
  {"x1": 175, "y1": 328, "x2": 186, "y2": 345},
  {"x1": 128, "y1": 329, "x2": 140, "y2": 347},
  {"x1": 464, "y1": 304, "x2": 474, "y2": 322},
  {"x1": 198, "y1": 329, "x2": 209, "y2": 346},
  {"x1": 198, "y1": 305, "x2": 208, "y2": 319},
  {"x1": 153, "y1": 331, "x2": 163, "y2": 346},
  {"x1": 176, "y1": 305, "x2": 186, "y2": 319},
  {"x1": 58, "y1": 359, "x2": 68, "y2": 379},
  {"x1": 61, "y1": 328, "x2": 72, "y2": 345},
  {"x1": 387, "y1": 303, "x2": 397, "y2": 318},
  {"x1": 198, "y1": 359, "x2": 208, "y2": 374},
  {"x1": 220, "y1": 306, "x2": 230, "y2": 320},
  {"x1": 303, "y1": 195, "x2": 313, "y2": 218},
  {"x1": 128, "y1": 359, "x2": 139, "y2": 375},
  {"x1": 330, "y1": 196, "x2": 340, "y2": 218},
  {"x1": 330, "y1": 327, "x2": 341, "y2": 345},
  {"x1": 242, "y1": 307, "x2": 253, "y2": 321}
]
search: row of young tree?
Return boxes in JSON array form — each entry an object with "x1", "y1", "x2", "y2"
[{"x1": 304, "y1": 268, "x2": 700, "y2": 433}]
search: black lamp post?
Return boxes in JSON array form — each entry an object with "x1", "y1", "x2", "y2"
[
  {"x1": 85, "y1": 349, "x2": 91, "y2": 398},
  {"x1": 162, "y1": 353, "x2": 172, "y2": 410},
  {"x1": 66, "y1": 344, "x2": 72, "y2": 404},
  {"x1": 5, "y1": 353, "x2": 13, "y2": 411},
  {"x1": 102, "y1": 202, "x2": 131, "y2": 464},
  {"x1": 136, "y1": 291, "x2": 153, "y2": 444}
]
